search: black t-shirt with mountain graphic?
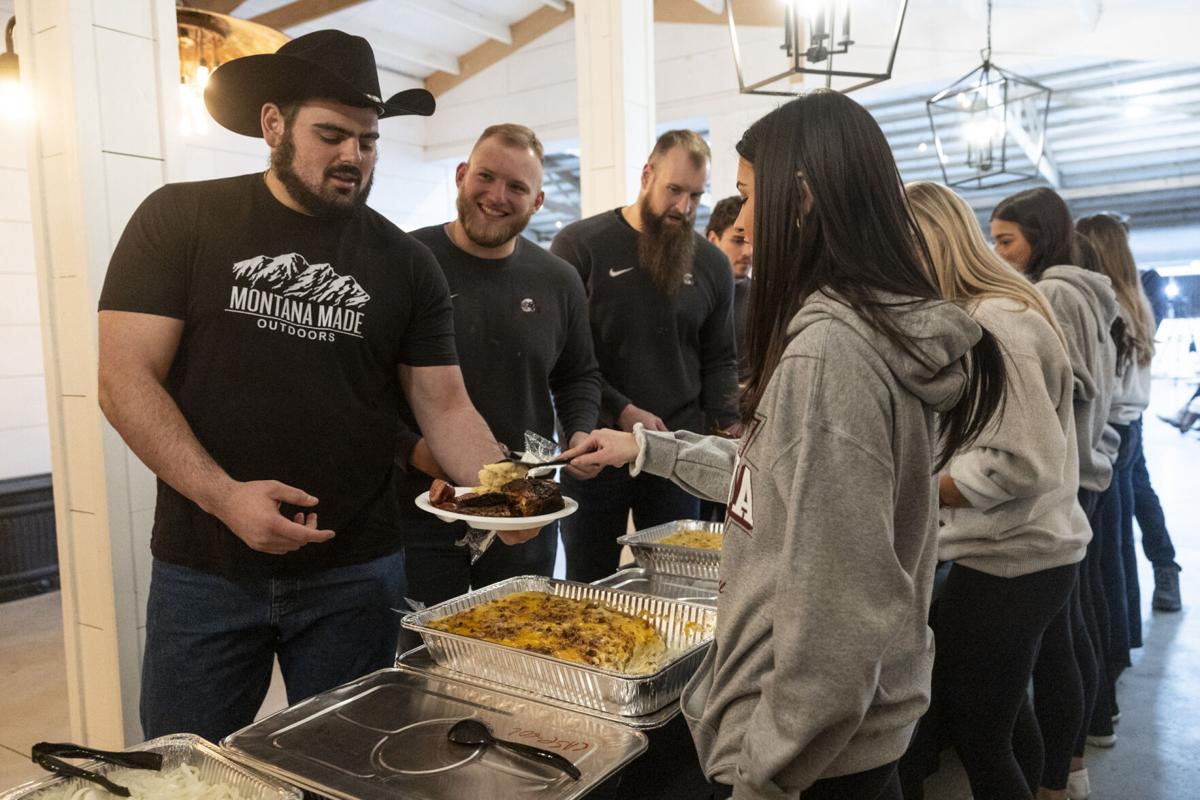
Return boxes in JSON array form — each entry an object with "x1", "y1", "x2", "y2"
[{"x1": 99, "y1": 173, "x2": 458, "y2": 579}]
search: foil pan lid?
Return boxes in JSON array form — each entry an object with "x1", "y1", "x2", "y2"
[{"x1": 221, "y1": 669, "x2": 647, "y2": 800}]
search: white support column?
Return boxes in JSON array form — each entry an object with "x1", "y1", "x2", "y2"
[
  {"x1": 573, "y1": 0, "x2": 656, "y2": 217},
  {"x1": 17, "y1": 0, "x2": 181, "y2": 747}
]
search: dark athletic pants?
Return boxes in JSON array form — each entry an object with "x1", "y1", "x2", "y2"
[
  {"x1": 936, "y1": 562, "x2": 1077, "y2": 799},
  {"x1": 713, "y1": 760, "x2": 902, "y2": 800}
]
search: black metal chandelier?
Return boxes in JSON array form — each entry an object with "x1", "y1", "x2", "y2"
[
  {"x1": 925, "y1": 0, "x2": 1052, "y2": 189},
  {"x1": 727, "y1": 0, "x2": 909, "y2": 95}
]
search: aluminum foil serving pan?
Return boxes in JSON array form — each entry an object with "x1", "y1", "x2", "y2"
[
  {"x1": 592, "y1": 567, "x2": 720, "y2": 608},
  {"x1": 401, "y1": 576, "x2": 716, "y2": 717},
  {"x1": 222, "y1": 669, "x2": 646, "y2": 800},
  {"x1": 0, "y1": 733, "x2": 300, "y2": 800},
  {"x1": 616, "y1": 520, "x2": 725, "y2": 580}
]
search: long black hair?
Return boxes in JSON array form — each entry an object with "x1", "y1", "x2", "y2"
[
  {"x1": 736, "y1": 91, "x2": 1006, "y2": 470},
  {"x1": 990, "y1": 187, "x2": 1075, "y2": 281}
]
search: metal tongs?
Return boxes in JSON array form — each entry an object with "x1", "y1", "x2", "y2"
[{"x1": 31, "y1": 742, "x2": 164, "y2": 797}]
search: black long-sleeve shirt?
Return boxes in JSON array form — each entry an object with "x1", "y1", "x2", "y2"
[
  {"x1": 551, "y1": 208, "x2": 738, "y2": 433},
  {"x1": 396, "y1": 225, "x2": 601, "y2": 494}
]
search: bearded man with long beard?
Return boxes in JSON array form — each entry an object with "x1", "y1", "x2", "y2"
[
  {"x1": 395, "y1": 124, "x2": 602, "y2": 605},
  {"x1": 551, "y1": 130, "x2": 739, "y2": 583}
]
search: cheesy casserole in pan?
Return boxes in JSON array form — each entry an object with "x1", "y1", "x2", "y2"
[{"x1": 427, "y1": 591, "x2": 667, "y2": 674}]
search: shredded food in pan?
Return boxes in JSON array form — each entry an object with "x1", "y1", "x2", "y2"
[
  {"x1": 33, "y1": 765, "x2": 248, "y2": 800},
  {"x1": 659, "y1": 530, "x2": 724, "y2": 550},
  {"x1": 428, "y1": 591, "x2": 667, "y2": 674}
]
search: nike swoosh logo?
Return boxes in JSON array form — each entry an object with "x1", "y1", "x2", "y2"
[{"x1": 609, "y1": 267, "x2": 635, "y2": 278}]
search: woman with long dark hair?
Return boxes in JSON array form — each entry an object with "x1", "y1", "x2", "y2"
[
  {"x1": 563, "y1": 91, "x2": 1007, "y2": 799},
  {"x1": 905, "y1": 181, "x2": 1089, "y2": 800},
  {"x1": 992, "y1": 187, "x2": 1120, "y2": 799}
]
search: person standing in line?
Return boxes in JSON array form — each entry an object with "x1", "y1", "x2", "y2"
[
  {"x1": 551, "y1": 130, "x2": 739, "y2": 583},
  {"x1": 1127, "y1": 264, "x2": 1182, "y2": 610},
  {"x1": 992, "y1": 188, "x2": 1119, "y2": 798},
  {"x1": 706, "y1": 195, "x2": 753, "y2": 382},
  {"x1": 1078, "y1": 215, "x2": 1182, "y2": 611},
  {"x1": 695, "y1": 195, "x2": 752, "y2": 523},
  {"x1": 903, "y1": 181, "x2": 1088, "y2": 800},
  {"x1": 96, "y1": 31, "x2": 537, "y2": 743},
  {"x1": 395, "y1": 124, "x2": 602, "y2": 605},
  {"x1": 563, "y1": 91, "x2": 1009, "y2": 800}
]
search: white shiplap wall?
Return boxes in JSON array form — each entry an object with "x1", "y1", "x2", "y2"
[{"x1": 0, "y1": 0, "x2": 51, "y2": 481}]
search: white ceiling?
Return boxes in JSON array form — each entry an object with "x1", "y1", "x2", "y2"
[{"x1": 227, "y1": 0, "x2": 563, "y2": 79}]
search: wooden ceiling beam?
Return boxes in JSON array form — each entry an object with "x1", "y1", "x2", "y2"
[
  {"x1": 250, "y1": 0, "x2": 370, "y2": 31},
  {"x1": 656, "y1": 0, "x2": 779, "y2": 27}
]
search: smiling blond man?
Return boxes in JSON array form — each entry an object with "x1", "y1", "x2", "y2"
[{"x1": 395, "y1": 125, "x2": 601, "y2": 605}]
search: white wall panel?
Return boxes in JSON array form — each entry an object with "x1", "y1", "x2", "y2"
[
  {"x1": 0, "y1": 325, "x2": 44, "y2": 376},
  {"x1": 0, "y1": 167, "x2": 32, "y2": 221},
  {"x1": 91, "y1": 0, "x2": 154, "y2": 39},
  {"x1": 0, "y1": 425, "x2": 52, "y2": 479},
  {"x1": 0, "y1": 376, "x2": 49, "y2": 428},
  {"x1": 31, "y1": 25, "x2": 68, "y2": 158},
  {"x1": 102, "y1": 152, "x2": 164, "y2": 251},
  {"x1": 50, "y1": 275, "x2": 95, "y2": 397},
  {"x1": 0, "y1": 220, "x2": 36, "y2": 272},
  {"x1": 125, "y1": 449, "x2": 156, "y2": 513},
  {"x1": 131, "y1": 507, "x2": 154, "y2": 628},
  {"x1": 0, "y1": 273, "x2": 39, "y2": 324},
  {"x1": 62, "y1": 396, "x2": 101, "y2": 513},
  {"x1": 95, "y1": 28, "x2": 161, "y2": 158}
]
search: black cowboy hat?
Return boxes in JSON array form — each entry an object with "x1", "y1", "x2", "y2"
[{"x1": 205, "y1": 29, "x2": 435, "y2": 137}]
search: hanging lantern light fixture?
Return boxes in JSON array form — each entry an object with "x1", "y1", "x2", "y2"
[
  {"x1": 176, "y1": 7, "x2": 288, "y2": 135},
  {"x1": 727, "y1": 0, "x2": 910, "y2": 95},
  {"x1": 925, "y1": 0, "x2": 1053, "y2": 189}
]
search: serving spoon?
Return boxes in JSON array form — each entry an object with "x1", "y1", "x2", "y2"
[{"x1": 447, "y1": 718, "x2": 581, "y2": 780}]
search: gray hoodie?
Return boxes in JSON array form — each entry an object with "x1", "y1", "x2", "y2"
[
  {"x1": 635, "y1": 290, "x2": 980, "y2": 797},
  {"x1": 939, "y1": 297, "x2": 1091, "y2": 576},
  {"x1": 1038, "y1": 266, "x2": 1119, "y2": 492}
]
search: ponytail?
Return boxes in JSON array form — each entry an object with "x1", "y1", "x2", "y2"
[
  {"x1": 1112, "y1": 316, "x2": 1133, "y2": 377},
  {"x1": 936, "y1": 327, "x2": 1007, "y2": 471}
]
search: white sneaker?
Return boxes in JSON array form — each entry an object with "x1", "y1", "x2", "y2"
[
  {"x1": 1087, "y1": 733, "x2": 1117, "y2": 748},
  {"x1": 1067, "y1": 767, "x2": 1090, "y2": 799}
]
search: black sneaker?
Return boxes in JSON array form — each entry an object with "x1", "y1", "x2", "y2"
[{"x1": 1153, "y1": 565, "x2": 1182, "y2": 612}]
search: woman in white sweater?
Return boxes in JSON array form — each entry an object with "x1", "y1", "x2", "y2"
[{"x1": 905, "y1": 182, "x2": 1089, "y2": 800}]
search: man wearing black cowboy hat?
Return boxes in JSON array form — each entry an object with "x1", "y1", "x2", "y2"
[{"x1": 97, "y1": 30, "x2": 530, "y2": 742}]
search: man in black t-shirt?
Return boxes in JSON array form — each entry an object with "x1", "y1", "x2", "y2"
[
  {"x1": 395, "y1": 124, "x2": 601, "y2": 605},
  {"x1": 551, "y1": 131, "x2": 739, "y2": 583},
  {"x1": 97, "y1": 31, "x2": 533, "y2": 743}
]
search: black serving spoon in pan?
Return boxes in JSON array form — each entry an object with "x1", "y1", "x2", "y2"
[{"x1": 448, "y1": 718, "x2": 581, "y2": 780}]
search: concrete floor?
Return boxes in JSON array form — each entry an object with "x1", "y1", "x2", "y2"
[{"x1": 1, "y1": 380, "x2": 1197, "y2": 797}]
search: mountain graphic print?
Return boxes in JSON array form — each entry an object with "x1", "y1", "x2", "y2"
[
  {"x1": 226, "y1": 252, "x2": 371, "y2": 342},
  {"x1": 232, "y1": 252, "x2": 371, "y2": 307}
]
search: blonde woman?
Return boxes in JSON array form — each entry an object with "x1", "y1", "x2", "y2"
[{"x1": 905, "y1": 182, "x2": 1091, "y2": 800}]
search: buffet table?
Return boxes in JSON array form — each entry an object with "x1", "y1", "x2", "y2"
[{"x1": 1, "y1": 521, "x2": 723, "y2": 800}]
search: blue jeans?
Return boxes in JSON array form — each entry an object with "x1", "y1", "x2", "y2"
[
  {"x1": 560, "y1": 467, "x2": 700, "y2": 583},
  {"x1": 1130, "y1": 417, "x2": 1178, "y2": 569},
  {"x1": 141, "y1": 551, "x2": 407, "y2": 743}
]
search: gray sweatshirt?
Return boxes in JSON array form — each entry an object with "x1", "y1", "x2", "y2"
[
  {"x1": 1038, "y1": 266, "x2": 1119, "y2": 492},
  {"x1": 635, "y1": 290, "x2": 980, "y2": 797},
  {"x1": 939, "y1": 298, "x2": 1090, "y2": 576}
]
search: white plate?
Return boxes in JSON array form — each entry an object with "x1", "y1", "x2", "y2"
[{"x1": 414, "y1": 487, "x2": 578, "y2": 531}]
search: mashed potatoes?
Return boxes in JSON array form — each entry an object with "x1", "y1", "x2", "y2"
[{"x1": 477, "y1": 461, "x2": 530, "y2": 491}]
